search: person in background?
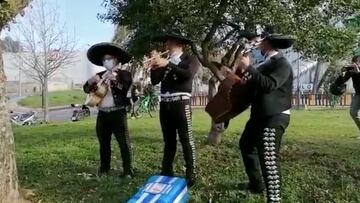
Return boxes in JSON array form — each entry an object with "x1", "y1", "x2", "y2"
[
  {"x1": 130, "y1": 83, "x2": 140, "y2": 119},
  {"x1": 336, "y1": 55, "x2": 360, "y2": 139}
]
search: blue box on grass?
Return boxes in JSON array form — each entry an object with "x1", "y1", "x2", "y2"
[{"x1": 127, "y1": 175, "x2": 189, "y2": 203}]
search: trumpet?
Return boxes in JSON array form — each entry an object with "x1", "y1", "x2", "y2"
[
  {"x1": 143, "y1": 50, "x2": 170, "y2": 63},
  {"x1": 241, "y1": 38, "x2": 264, "y2": 55},
  {"x1": 342, "y1": 64, "x2": 359, "y2": 71},
  {"x1": 341, "y1": 64, "x2": 360, "y2": 77}
]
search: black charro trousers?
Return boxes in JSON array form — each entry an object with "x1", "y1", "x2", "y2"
[
  {"x1": 96, "y1": 109, "x2": 133, "y2": 174},
  {"x1": 240, "y1": 113, "x2": 290, "y2": 203},
  {"x1": 159, "y1": 99, "x2": 196, "y2": 178}
]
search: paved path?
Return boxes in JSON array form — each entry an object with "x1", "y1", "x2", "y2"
[
  {"x1": 8, "y1": 95, "x2": 32, "y2": 112},
  {"x1": 8, "y1": 95, "x2": 97, "y2": 122},
  {"x1": 46, "y1": 108, "x2": 98, "y2": 122}
]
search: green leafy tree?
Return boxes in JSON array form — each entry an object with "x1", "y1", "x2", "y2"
[
  {"x1": 101, "y1": 0, "x2": 360, "y2": 144},
  {"x1": 0, "y1": 1, "x2": 32, "y2": 203},
  {"x1": 316, "y1": 13, "x2": 360, "y2": 93}
]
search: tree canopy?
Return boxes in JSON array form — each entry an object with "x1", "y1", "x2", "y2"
[
  {"x1": 101, "y1": 0, "x2": 360, "y2": 64},
  {"x1": 0, "y1": 0, "x2": 30, "y2": 29}
]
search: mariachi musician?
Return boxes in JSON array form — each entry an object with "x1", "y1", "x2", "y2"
[
  {"x1": 83, "y1": 42, "x2": 134, "y2": 178},
  {"x1": 149, "y1": 31, "x2": 200, "y2": 187},
  {"x1": 235, "y1": 29, "x2": 295, "y2": 203}
]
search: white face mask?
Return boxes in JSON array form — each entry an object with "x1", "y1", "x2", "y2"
[
  {"x1": 103, "y1": 59, "x2": 116, "y2": 70},
  {"x1": 250, "y1": 48, "x2": 265, "y2": 64}
]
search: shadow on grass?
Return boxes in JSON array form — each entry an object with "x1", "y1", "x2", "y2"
[{"x1": 18, "y1": 155, "x2": 158, "y2": 203}]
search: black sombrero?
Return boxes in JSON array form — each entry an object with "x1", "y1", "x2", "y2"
[
  {"x1": 237, "y1": 30, "x2": 260, "y2": 41},
  {"x1": 263, "y1": 33, "x2": 295, "y2": 49},
  {"x1": 260, "y1": 26, "x2": 295, "y2": 49},
  {"x1": 87, "y1": 42, "x2": 131, "y2": 66},
  {"x1": 152, "y1": 31, "x2": 192, "y2": 45}
]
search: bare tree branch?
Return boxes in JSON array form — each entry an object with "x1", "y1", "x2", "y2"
[
  {"x1": 221, "y1": 36, "x2": 241, "y2": 67},
  {"x1": 215, "y1": 28, "x2": 237, "y2": 48},
  {"x1": 195, "y1": 0, "x2": 232, "y2": 81},
  {"x1": 191, "y1": 43, "x2": 205, "y2": 65},
  {"x1": 10, "y1": 0, "x2": 77, "y2": 122},
  {"x1": 203, "y1": 23, "x2": 220, "y2": 46},
  {"x1": 225, "y1": 21, "x2": 242, "y2": 30}
]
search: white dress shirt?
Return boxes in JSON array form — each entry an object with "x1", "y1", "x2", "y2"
[
  {"x1": 169, "y1": 52, "x2": 183, "y2": 65},
  {"x1": 99, "y1": 71, "x2": 116, "y2": 108}
]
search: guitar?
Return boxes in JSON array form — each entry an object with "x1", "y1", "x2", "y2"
[
  {"x1": 205, "y1": 39, "x2": 261, "y2": 123},
  {"x1": 85, "y1": 71, "x2": 113, "y2": 107},
  {"x1": 205, "y1": 68, "x2": 253, "y2": 123}
]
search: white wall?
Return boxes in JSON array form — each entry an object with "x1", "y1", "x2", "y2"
[{"x1": 3, "y1": 50, "x2": 106, "y2": 92}]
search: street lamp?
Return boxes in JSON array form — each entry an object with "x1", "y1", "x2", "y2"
[
  {"x1": 297, "y1": 52, "x2": 300, "y2": 109},
  {"x1": 18, "y1": 58, "x2": 23, "y2": 97}
]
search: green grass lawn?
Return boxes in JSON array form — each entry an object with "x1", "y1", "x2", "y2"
[
  {"x1": 18, "y1": 90, "x2": 86, "y2": 108},
  {"x1": 13, "y1": 109, "x2": 360, "y2": 203}
]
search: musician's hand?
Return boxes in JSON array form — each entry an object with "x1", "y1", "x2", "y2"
[
  {"x1": 149, "y1": 50, "x2": 160, "y2": 58},
  {"x1": 106, "y1": 72, "x2": 117, "y2": 81},
  {"x1": 350, "y1": 67, "x2": 360, "y2": 74},
  {"x1": 152, "y1": 58, "x2": 169, "y2": 68},
  {"x1": 149, "y1": 61, "x2": 159, "y2": 70},
  {"x1": 88, "y1": 75, "x2": 100, "y2": 84},
  {"x1": 149, "y1": 59, "x2": 160, "y2": 70},
  {"x1": 235, "y1": 55, "x2": 250, "y2": 70},
  {"x1": 343, "y1": 64, "x2": 360, "y2": 73}
]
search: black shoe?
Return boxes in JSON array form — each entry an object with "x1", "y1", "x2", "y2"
[
  {"x1": 120, "y1": 171, "x2": 134, "y2": 179},
  {"x1": 247, "y1": 182, "x2": 265, "y2": 194},
  {"x1": 186, "y1": 176, "x2": 196, "y2": 188},
  {"x1": 97, "y1": 169, "x2": 110, "y2": 177},
  {"x1": 185, "y1": 168, "x2": 196, "y2": 187},
  {"x1": 160, "y1": 170, "x2": 174, "y2": 177}
]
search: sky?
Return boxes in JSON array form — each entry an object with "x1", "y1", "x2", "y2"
[{"x1": 1, "y1": 0, "x2": 115, "y2": 50}]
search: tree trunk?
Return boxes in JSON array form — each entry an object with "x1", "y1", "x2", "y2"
[
  {"x1": 316, "y1": 66, "x2": 331, "y2": 92},
  {"x1": 41, "y1": 86, "x2": 45, "y2": 109},
  {"x1": 43, "y1": 77, "x2": 49, "y2": 123},
  {"x1": 312, "y1": 59, "x2": 325, "y2": 93},
  {"x1": 0, "y1": 49, "x2": 29, "y2": 203},
  {"x1": 206, "y1": 76, "x2": 225, "y2": 145}
]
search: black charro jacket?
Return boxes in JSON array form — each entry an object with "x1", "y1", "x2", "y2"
[
  {"x1": 83, "y1": 69, "x2": 132, "y2": 107},
  {"x1": 150, "y1": 53, "x2": 199, "y2": 94},
  {"x1": 247, "y1": 53, "x2": 293, "y2": 118}
]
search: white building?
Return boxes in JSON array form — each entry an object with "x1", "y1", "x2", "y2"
[
  {"x1": 284, "y1": 49, "x2": 355, "y2": 94},
  {"x1": 3, "y1": 50, "x2": 106, "y2": 93}
]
